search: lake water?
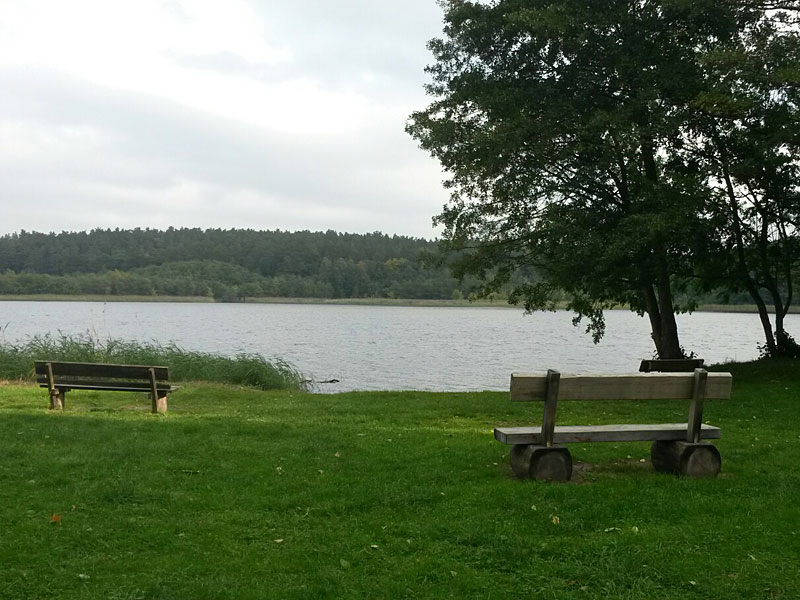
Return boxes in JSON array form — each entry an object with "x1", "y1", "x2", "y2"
[{"x1": 1, "y1": 301, "x2": 794, "y2": 392}]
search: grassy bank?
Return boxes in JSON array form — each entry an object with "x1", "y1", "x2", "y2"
[
  {"x1": 0, "y1": 335, "x2": 305, "y2": 391},
  {"x1": 1, "y1": 359, "x2": 798, "y2": 599},
  {"x1": 0, "y1": 293, "x2": 798, "y2": 313},
  {"x1": 0, "y1": 294, "x2": 215, "y2": 303},
  {"x1": 0, "y1": 294, "x2": 513, "y2": 307}
]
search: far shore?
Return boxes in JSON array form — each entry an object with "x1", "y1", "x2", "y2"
[{"x1": 0, "y1": 294, "x2": 796, "y2": 314}]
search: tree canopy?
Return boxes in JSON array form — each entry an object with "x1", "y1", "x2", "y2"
[{"x1": 408, "y1": 0, "x2": 800, "y2": 357}]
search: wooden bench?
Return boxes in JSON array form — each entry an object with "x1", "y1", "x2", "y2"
[
  {"x1": 639, "y1": 358, "x2": 704, "y2": 373},
  {"x1": 35, "y1": 360, "x2": 179, "y2": 414},
  {"x1": 494, "y1": 368, "x2": 732, "y2": 481}
]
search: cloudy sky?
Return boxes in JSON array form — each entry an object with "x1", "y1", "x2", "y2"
[{"x1": 0, "y1": 0, "x2": 449, "y2": 238}]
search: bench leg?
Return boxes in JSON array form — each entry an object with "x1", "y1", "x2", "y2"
[
  {"x1": 651, "y1": 441, "x2": 721, "y2": 478},
  {"x1": 510, "y1": 444, "x2": 572, "y2": 482},
  {"x1": 152, "y1": 395, "x2": 168, "y2": 414},
  {"x1": 49, "y1": 389, "x2": 65, "y2": 410}
]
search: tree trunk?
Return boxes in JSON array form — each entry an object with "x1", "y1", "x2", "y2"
[
  {"x1": 745, "y1": 281, "x2": 777, "y2": 356},
  {"x1": 714, "y1": 130, "x2": 777, "y2": 356},
  {"x1": 656, "y1": 266, "x2": 683, "y2": 359},
  {"x1": 642, "y1": 284, "x2": 664, "y2": 356},
  {"x1": 641, "y1": 257, "x2": 684, "y2": 359},
  {"x1": 637, "y1": 135, "x2": 684, "y2": 359},
  {"x1": 642, "y1": 282, "x2": 683, "y2": 358},
  {"x1": 766, "y1": 282, "x2": 793, "y2": 356}
]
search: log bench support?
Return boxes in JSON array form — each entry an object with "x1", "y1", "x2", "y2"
[
  {"x1": 35, "y1": 361, "x2": 178, "y2": 414},
  {"x1": 650, "y1": 440, "x2": 722, "y2": 477},
  {"x1": 148, "y1": 367, "x2": 168, "y2": 414},
  {"x1": 46, "y1": 361, "x2": 66, "y2": 410},
  {"x1": 49, "y1": 388, "x2": 65, "y2": 411},
  {"x1": 510, "y1": 444, "x2": 573, "y2": 482},
  {"x1": 510, "y1": 369, "x2": 573, "y2": 481},
  {"x1": 495, "y1": 368, "x2": 731, "y2": 481}
]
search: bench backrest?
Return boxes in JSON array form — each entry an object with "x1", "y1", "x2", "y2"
[
  {"x1": 34, "y1": 361, "x2": 170, "y2": 381},
  {"x1": 511, "y1": 369, "x2": 732, "y2": 447},
  {"x1": 511, "y1": 372, "x2": 732, "y2": 402}
]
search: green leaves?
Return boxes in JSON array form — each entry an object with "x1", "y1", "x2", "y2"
[{"x1": 409, "y1": 0, "x2": 800, "y2": 355}]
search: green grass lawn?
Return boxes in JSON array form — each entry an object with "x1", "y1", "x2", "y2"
[{"x1": 1, "y1": 360, "x2": 798, "y2": 599}]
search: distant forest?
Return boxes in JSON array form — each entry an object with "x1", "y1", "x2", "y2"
[
  {"x1": 0, "y1": 228, "x2": 777, "y2": 305},
  {"x1": 0, "y1": 228, "x2": 480, "y2": 301}
]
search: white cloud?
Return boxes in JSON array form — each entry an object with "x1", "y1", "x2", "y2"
[{"x1": 0, "y1": 0, "x2": 447, "y2": 237}]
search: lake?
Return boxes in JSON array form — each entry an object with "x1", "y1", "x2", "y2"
[{"x1": 1, "y1": 301, "x2": 794, "y2": 392}]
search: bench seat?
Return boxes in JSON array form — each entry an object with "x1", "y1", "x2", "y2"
[
  {"x1": 36, "y1": 381, "x2": 178, "y2": 394},
  {"x1": 495, "y1": 423, "x2": 721, "y2": 445}
]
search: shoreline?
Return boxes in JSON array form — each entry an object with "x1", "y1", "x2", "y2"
[{"x1": 0, "y1": 294, "x2": 796, "y2": 314}]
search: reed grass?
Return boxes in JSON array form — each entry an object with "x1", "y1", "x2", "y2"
[{"x1": 0, "y1": 333, "x2": 305, "y2": 391}]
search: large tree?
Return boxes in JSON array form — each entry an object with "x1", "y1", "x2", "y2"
[
  {"x1": 408, "y1": 0, "x2": 790, "y2": 358},
  {"x1": 686, "y1": 5, "x2": 800, "y2": 356}
]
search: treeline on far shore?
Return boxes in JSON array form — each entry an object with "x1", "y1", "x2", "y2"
[
  {"x1": 0, "y1": 229, "x2": 477, "y2": 301},
  {"x1": 0, "y1": 260, "x2": 465, "y2": 301},
  {"x1": 0, "y1": 227, "x2": 790, "y2": 305}
]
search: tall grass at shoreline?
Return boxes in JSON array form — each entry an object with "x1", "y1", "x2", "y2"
[{"x1": 0, "y1": 333, "x2": 306, "y2": 391}]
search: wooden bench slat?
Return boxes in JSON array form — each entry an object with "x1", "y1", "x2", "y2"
[
  {"x1": 510, "y1": 372, "x2": 732, "y2": 402},
  {"x1": 37, "y1": 382, "x2": 178, "y2": 393},
  {"x1": 34, "y1": 361, "x2": 170, "y2": 380},
  {"x1": 494, "y1": 423, "x2": 722, "y2": 445}
]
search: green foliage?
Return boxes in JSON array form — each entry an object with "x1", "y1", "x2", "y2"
[
  {"x1": 0, "y1": 333, "x2": 306, "y2": 391},
  {"x1": 408, "y1": 0, "x2": 733, "y2": 357},
  {"x1": 1, "y1": 361, "x2": 799, "y2": 598},
  {"x1": 681, "y1": 7, "x2": 800, "y2": 356},
  {"x1": 0, "y1": 229, "x2": 482, "y2": 301},
  {"x1": 407, "y1": 0, "x2": 800, "y2": 358}
]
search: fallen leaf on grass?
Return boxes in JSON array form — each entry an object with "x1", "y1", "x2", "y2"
[
  {"x1": 50, "y1": 514, "x2": 61, "y2": 525},
  {"x1": 274, "y1": 539, "x2": 284, "y2": 544},
  {"x1": 551, "y1": 515, "x2": 560, "y2": 525}
]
